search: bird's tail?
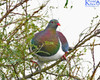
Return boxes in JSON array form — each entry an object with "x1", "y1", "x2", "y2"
[{"x1": 68, "y1": 47, "x2": 73, "y2": 51}]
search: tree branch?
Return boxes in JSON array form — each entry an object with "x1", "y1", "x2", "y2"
[
  {"x1": 0, "y1": 0, "x2": 29, "y2": 23},
  {"x1": 90, "y1": 62, "x2": 100, "y2": 80},
  {"x1": 0, "y1": 15, "x2": 41, "y2": 28},
  {"x1": 45, "y1": 72, "x2": 81, "y2": 80},
  {"x1": 19, "y1": 59, "x2": 61, "y2": 80},
  {"x1": 6, "y1": 0, "x2": 50, "y2": 44},
  {"x1": 12, "y1": 64, "x2": 19, "y2": 80},
  {"x1": 80, "y1": 43, "x2": 100, "y2": 47},
  {"x1": 97, "y1": 76, "x2": 100, "y2": 80},
  {"x1": 75, "y1": 20, "x2": 100, "y2": 48}
]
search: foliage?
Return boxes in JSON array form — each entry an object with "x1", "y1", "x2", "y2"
[
  {"x1": 64, "y1": 0, "x2": 68, "y2": 8},
  {"x1": 0, "y1": 0, "x2": 100, "y2": 80}
]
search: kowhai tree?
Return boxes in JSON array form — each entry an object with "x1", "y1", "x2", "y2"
[{"x1": 0, "y1": 0, "x2": 100, "y2": 80}]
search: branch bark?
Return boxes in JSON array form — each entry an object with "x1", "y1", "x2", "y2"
[
  {"x1": 80, "y1": 43, "x2": 100, "y2": 47},
  {"x1": 90, "y1": 62, "x2": 100, "y2": 80},
  {"x1": 0, "y1": 0, "x2": 29, "y2": 23},
  {"x1": 6, "y1": 0, "x2": 50, "y2": 44},
  {"x1": 75, "y1": 20, "x2": 100, "y2": 48},
  {"x1": 19, "y1": 59, "x2": 61, "y2": 80},
  {"x1": 45, "y1": 72, "x2": 81, "y2": 80}
]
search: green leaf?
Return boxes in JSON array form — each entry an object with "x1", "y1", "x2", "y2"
[
  {"x1": 64, "y1": 0, "x2": 68, "y2": 8},
  {"x1": 45, "y1": 41, "x2": 54, "y2": 45},
  {"x1": 70, "y1": 5, "x2": 73, "y2": 9},
  {"x1": 2, "y1": 74, "x2": 5, "y2": 80},
  {"x1": 37, "y1": 51, "x2": 50, "y2": 55}
]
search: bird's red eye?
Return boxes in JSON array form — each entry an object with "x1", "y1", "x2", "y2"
[{"x1": 51, "y1": 22, "x2": 53, "y2": 23}]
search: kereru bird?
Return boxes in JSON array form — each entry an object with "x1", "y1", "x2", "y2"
[{"x1": 30, "y1": 19, "x2": 69, "y2": 69}]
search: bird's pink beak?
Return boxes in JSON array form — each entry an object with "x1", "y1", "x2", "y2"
[{"x1": 57, "y1": 23, "x2": 61, "y2": 26}]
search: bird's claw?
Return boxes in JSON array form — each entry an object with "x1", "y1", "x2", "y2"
[
  {"x1": 61, "y1": 52, "x2": 68, "y2": 61},
  {"x1": 31, "y1": 60, "x2": 38, "y2": 69},
  {"x1": 30, "y1": 60, "x2": 41, "y2": 71},
  {"x1": 61, "y1": 55, "x2": 67, "y2": 61}
]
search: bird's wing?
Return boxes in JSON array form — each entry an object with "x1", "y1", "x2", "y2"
[
  {"x1": 57, "y1": 31, "x2": 69, "y2": 52},
  {"x1": 29, "y1": 32, "x2": 40, "y2": 52}
]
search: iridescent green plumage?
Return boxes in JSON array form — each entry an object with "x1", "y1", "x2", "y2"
[
  {"x1": 30, "y1": 19, "x2": 69, "y2": 68},
  {"x1": 31, "y1": 19, "x2": 60, "y2": 56}
]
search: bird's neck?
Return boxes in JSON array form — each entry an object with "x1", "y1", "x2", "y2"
[
  {"x1": 46, "y1": 24, "x2": 57, "y2": 30},
  {"x1": 45, "y1": 27, "x2": 56, "y2": 34},
  {"x1": 45, "y1": 25, "x2": 57, "y2": 30}
]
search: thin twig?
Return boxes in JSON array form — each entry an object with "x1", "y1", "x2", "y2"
[
  {"x1": 75, "y1": 20, "x2": 100, "y2": 48},
  {"x1": 45, "y1": 72, "x2": 81, "y2": 80},
  {"x1": 0, "y1": 15, "x2": 40, "y2": 28},
  {"x1": 19, "y1": 59, "x2": 61, "y2": 80},
  {"x1": 90, "y1": 62, "x2": 100, "y2": 80},
  {"x1": 0, "y1": 0, "x2": 29, "y2": 23},
  {"x1": 80, "y1": 43, "x2": 100, "y2": 47},
  {"x1": 7, "y1": 0, "x2": 49, "y2": 44},
  {"x1": 97, "y1": 76, "x2": 100, "y2": 80},
  {"x1": 0, "y1": 69, "x2": 9, "y2": 80},
  {"x1": 90, "y1": 40, "x2": 95, "y2": 71},
  {"x1": 12, "y1": 64, "x2": 19, "y2": 80}
]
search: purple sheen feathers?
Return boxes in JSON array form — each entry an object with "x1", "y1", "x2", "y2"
[{"x1": 57, "y1": 31, "x2": 69, "y2": 52}]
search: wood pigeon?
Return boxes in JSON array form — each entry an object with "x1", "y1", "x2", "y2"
[{"x1": 30, "y1": 19, "x2": 69, "y2": 68}]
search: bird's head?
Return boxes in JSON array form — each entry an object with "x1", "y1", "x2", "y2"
[{"x1": 47, "y1": 19, "x2": 61, "y2": 29}]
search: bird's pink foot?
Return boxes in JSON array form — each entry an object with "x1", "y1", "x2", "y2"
[
  {"x1": 30, "y1": 60, "x2": 38, "y2": 65},
  {"x1": 61, "y1": 51, "x2": 68, "y2": 60},
  {"x1": 30, "y1": 60, "x2": 41, "y2": 71},
  {"x1": 30, "y1": 60, "x2": 38, "y2": 69}
]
